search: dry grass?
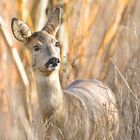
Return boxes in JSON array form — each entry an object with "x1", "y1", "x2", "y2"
[{"x1": 0, "y1": 0, "x2": 140, "y2": 139}]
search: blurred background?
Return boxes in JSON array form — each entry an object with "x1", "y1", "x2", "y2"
[{"x1": 0, "y1": 0, "x2": 140, "y2": 139}]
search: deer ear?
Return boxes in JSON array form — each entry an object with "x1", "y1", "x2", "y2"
[
  {"x1": 42, "y1": 6, "x2": 62, "y2": 36},
  {"x1": 11, "y1": 18, "x2": 32, "y2": 42}
]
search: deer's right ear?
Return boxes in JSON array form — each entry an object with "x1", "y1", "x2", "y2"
[{"x1": 11, "y1": 18, "x2": 32, "y2": 42}]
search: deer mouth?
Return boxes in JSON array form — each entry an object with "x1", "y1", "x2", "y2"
[
  {"x1": 39, "y1": 68, "x2": 53, "y2": 75},
  {"x1": 39, "y1": 63, "x2": 60, "y2": 75}
]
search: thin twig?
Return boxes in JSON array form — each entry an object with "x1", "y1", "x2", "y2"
[{"x1": 111, "y1": 58, "x2": 140, "y2": 103}]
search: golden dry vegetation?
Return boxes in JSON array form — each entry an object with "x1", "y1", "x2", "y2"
[{"x1": 0, "y1": 0, "x2": 140, "y2": 139}]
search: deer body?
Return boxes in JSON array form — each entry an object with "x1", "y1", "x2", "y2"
[
  {"x1": 11, "y1": 7, "x2": 119, "y2": 140},
  {"x1": 35, "y1": 74, "x2": 118, "y2": 140}
]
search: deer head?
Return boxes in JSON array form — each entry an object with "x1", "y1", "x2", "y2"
[{"x1": 11, "y1": 7, "x2": 62, "y2": 76}]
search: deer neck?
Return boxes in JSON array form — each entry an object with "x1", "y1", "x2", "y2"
[{"x1": 35, "y1": 71, "x2": 64, "y2": 122}]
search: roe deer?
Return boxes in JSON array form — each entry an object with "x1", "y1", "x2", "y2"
[{"x1": 11, "y1": 7, "x2": 119, "y2": 140}]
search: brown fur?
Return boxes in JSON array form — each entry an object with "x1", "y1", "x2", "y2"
[{"x1": 11, "y1": 7, "x2": 119, "y2": 140}]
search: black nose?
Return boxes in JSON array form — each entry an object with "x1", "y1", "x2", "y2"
[{"x1": 45, "y1": 57, "x2": 60, "y2": 68}]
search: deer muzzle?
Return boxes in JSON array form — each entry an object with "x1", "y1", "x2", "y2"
[{"x1": 45, "y1": 57, "x2": 60, "y2": 71}]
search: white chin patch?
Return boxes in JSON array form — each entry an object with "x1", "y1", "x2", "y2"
[{"x1": 47, "y1": 64, "x2": 58, "y2": 71}]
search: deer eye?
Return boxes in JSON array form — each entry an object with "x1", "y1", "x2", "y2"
[
  {"x1": 33, "y1": 45, "x2": 40, "y2": 51},
  {"x1": 55, "y1": 41, "x2": 60, "y2": 48}
]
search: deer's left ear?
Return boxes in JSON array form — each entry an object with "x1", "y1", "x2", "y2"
[
  {"x1": 42, "y1": 6, "x2": 62, "y2": 36},
  {"x1": 11, "y1": 18, "x2": 32, "y2": 42}
]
